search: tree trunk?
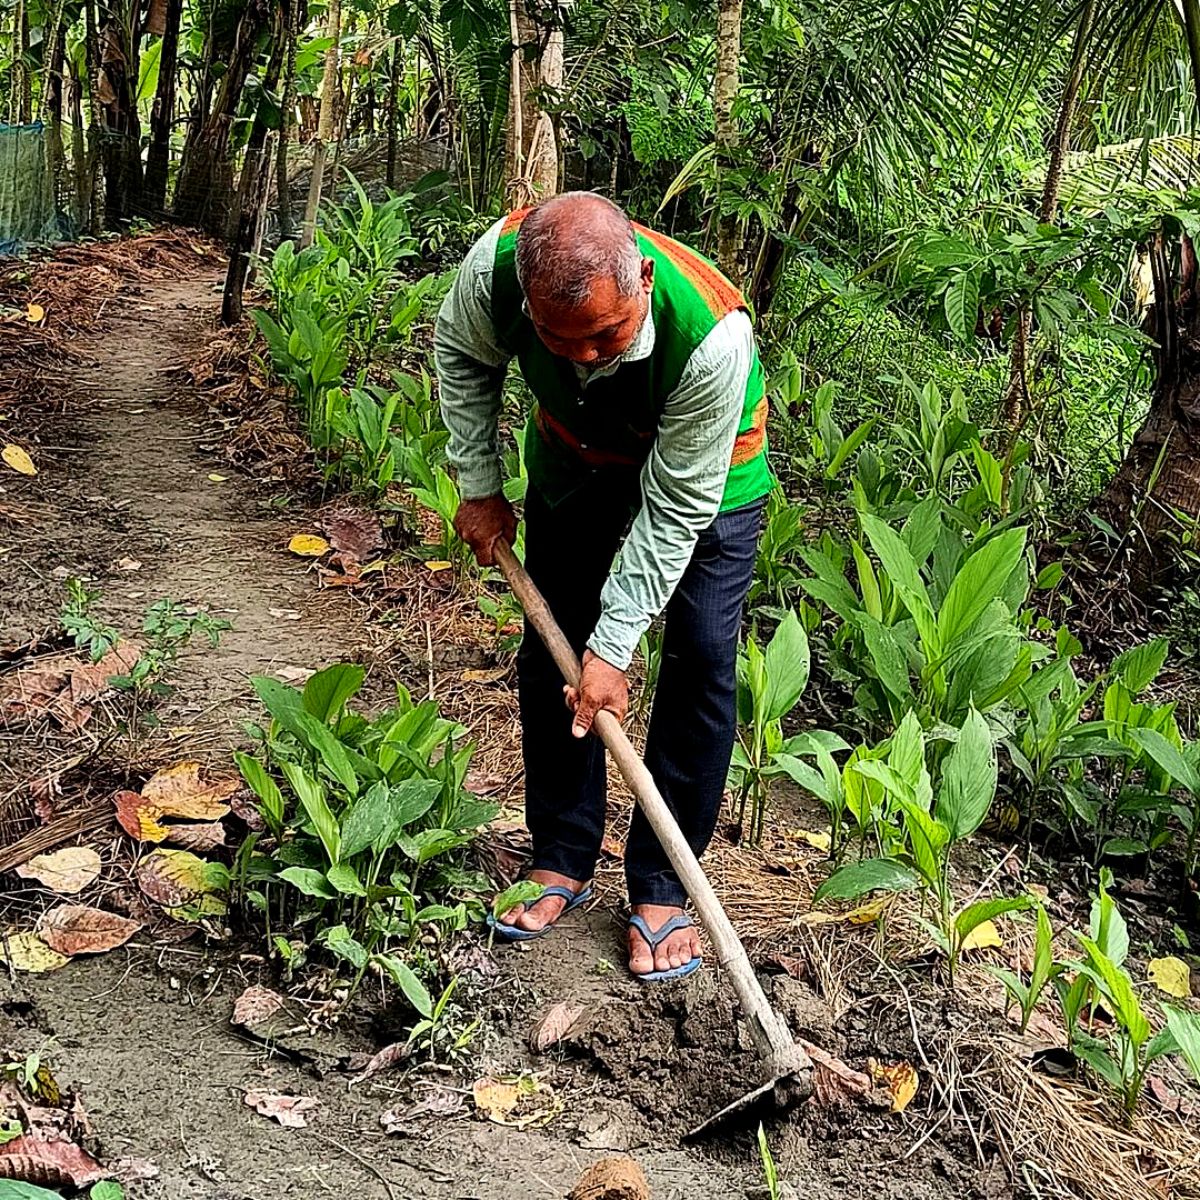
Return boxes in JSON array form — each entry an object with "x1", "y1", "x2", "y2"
[
  {"x1": 13, "y1": 0, "x2": 32, "y2": 124},
  {"x1": 386, "y1": 38, "x2": 400, "y2": 188},
  {"x1": 222, "y1": 135, "x2": 275, "y2": 325},
  {"x1": 144, "y1": 0, "x2": 183, "y2": 212},
  {"x1": 714, "y1": 0, "x2": 744, "y2": 280},
  {"x1": 1097, "y1": 232, "x2": 1200, "y2": 575},
  {"x1": 300, "y1": 0, "x2": 342, "y2": 249},
  {"x1": 83, "y1": 0, "x2": 105, "y2": 234},
  {"x1": 505, "y1": 0, "x2": 562, "y2": 206},
  {"x1": 276, "y1": 0, "x2": 297, "y2": 238},
  {"x1": 43, "y1": 4, "x2": 67, "y2": 224},
  {"x1": 70, "y1": 59, "x2": 89, "y2": 230},
  {"x1": 174, "y1": 0, "x2": 272, "y2": 236},
  {"x1": 999, "y1": 0, "x2": 1096, "y2": 434}
]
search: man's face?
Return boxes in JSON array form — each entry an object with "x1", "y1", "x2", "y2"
[{"x1": 526, "y1": 258, "x2": 654, "y2": 367}]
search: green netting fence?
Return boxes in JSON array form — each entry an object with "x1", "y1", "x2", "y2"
[{"x1": 0, "y1": 122, "x2": 59, "y2": 255}]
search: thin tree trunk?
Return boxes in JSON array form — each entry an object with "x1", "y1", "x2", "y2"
[
  {"x1": 70, "y1": 61, "x2": 88, "y2": 230},
  {"x1": 13, "y1": 0, "x2": 32, "y2": 124},
  {"x1": 714, "y1": 0, "x2": 744, "y2": 280},
  {"x1": 505, "y1": 0, "x2": 562, "y2": 206},
  {"x1": 223, "y1": 134, "x2": 275, "y2": 325},
  {"x1": 83, "y1": 0, "x2": 104, "y2": 234},
  {"x1": 276, "y1": 0, "x2": 297, "y2": 238},
  {"x1": 300, "y1": 0, "x2": 342, "y2": 248},
  {"x1": 43, "y1": 3, "x2": 67, "y2": 223},
  {"x1": 386, "y1": 39, "x2": 400, "y2": 187},
  {"x1": 999, "y1": 0, "x2": 1096, "y2": 435},
  {"x1": 144, "y1": 0, "x2": 183, "y2": 211}
]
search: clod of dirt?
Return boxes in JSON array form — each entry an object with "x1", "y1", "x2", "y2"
[{"x1": 568, "y1": 1156, "x2": 651, "y2": 1200}]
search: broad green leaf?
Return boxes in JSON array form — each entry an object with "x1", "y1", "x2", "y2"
[
  {"x1": 935, "y1": 708, "x2": 996, "y2": 842},
  {"x1": 1089, "y1": 879, "x2": 1129, "y2": 966},
  {"x1": 954, "y1": 895, "x2": 1032, "y2": 943},
  {"x1": 1073, "y1": 1037, "x2": 1124, "y2": 1091},
  {"x1": 326, "y1": 862, "x2": 367, "y2": 896},
  {"x1": 235, "y1": 751, "x2": 284, "y2": 831},
  {"x1": 762, "y1": 611, "x2": 810, "y2": 723},
  {"x1": 851, "y1": 539, "x2": 882, "y2": 621},
  {"x1": 492, "y1": 879, "x2": 544, "y2": 919},
  {"x1": 281, "y1": 761, "x2": 341, "y2": 865},
  {"x1": 397, "y1": 828, "x2": 471, "y2": 864},
  {"x1": 1146, "y1": 1026, "x2": 1180, "y2": 1063},
  {"x1": 887, "y1": 710, "x2": 926, "y2": 790},
  {"x1": 340, "y1": 781, "x2": 394, "y2": 858},
  {"x1": 826, "y1": 418, "x2": 875, "y2": 479},
  {"x1": 812, "y1": 858, "x2": 920, "y2": 903},
  {"x1": 1078, "y1": 935, "x2": 1150, "y2": 1047},
  {"x1": 779, "y1": 730, "x2": 851, "y2": 756},
  {"x1": 302, "y1": 663, "x2": 365, "y2": 724},
  {"x1": 0, "y1": 1184, "x2": 72, "y2": 1200},
  {"x1": 1128, "y1": 727, "x2": 1200, "y2": 794},
  {"x1": 775, "y1": 754, "x2": 837, "y2": 808},
  {"x1": 1164, "y1": 1007, "x2": 1200, "y2": 1084},
  {"x1": 860, "y1": 514, "x2": 937, "y2": 653},
  {"x1": 1111, "y1": 639, "x2": 1169, "y2": 694},
  {"x1": 375, "y1": 953, "x2": 434, "y2": 1019},
  {"x1": 1031, "y1": 903, "x2": 1054, "y2": 998},
  {"x1": 91, "y1": 1181, "x2": 126, "y2": 1200},
  {"x1": 854, "y1": 613, "x2": 913, "y2": 703},
  {"x1": 937, "y1": 527, "x2": 1026, "y2": 650},
  {"x1": 321, "y1": 924, "x2": 368, "y2": 970},
  {"x1": 278, "y1": 866, "x2": 338, "y2": 899},
  {"x1": 943, "y1": 269, "x2": 980, "y2": 342},
  {"x1": 984, "y1": 964, "x2": 1028, "y2": 1009}
]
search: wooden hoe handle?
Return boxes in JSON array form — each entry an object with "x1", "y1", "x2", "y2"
[{"x1": 493, "y1": 539, "x2": 803, "y2": 1070}]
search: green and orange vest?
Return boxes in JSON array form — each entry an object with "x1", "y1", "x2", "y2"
[{"x1": 490, "y1": 208, "x2": 773, "y2": 511}]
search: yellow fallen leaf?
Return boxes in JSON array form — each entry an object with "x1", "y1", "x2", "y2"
[
  {"x1": 460, "y1": 667, "x2": 508, "y2": 684},
  {"x1": 0, "y1": 931, "x2": 70, "y2": 972},
  {"x1": 795, "y1": 911, "x2": 842, "y2": 926},
  {"x1": 961, "y1": 920, "x2": 1003, "y2": 953},
  {"x1": 472, "y1": 1077, "x2": 519, "y2": 1122},
  {"x1": 289, "y1": 534, "x2": 330, "y2": 557},
  {"x1": 141, "y1": 760, "x2": 237, "y2": 820},
  {"x1": 472, "y1": 1074, "x2": 561, "y2": 1129},
  {"x1": 207, "y1": 473, "x2": 227, "y2": 483},
  {"x1": 1148, "y1": 956, "x2": 1192, "y2": 999},
  {"x1": 26, "y1": 303, "x2": 44, "y2": 322},
  {"x1": 791, "y1": 829, "x2": 832, "y2": 853},
  {"x1": 2, "y1": 444, "x2": 37, "y2": 476},
  {"x1": 846, "y1": 896, "x2": 892, "y2": 925},
  {"x1": 424, "y1": 560, "x2": 452, "y2": 572},
  {"x1": 869, "y1": 1059, "x2": 918, "y2": 1113}
]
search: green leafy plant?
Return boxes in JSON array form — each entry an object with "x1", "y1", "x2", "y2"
[
  {"x1": 757, "y1": 1123, "x2": 781, "y2": 1200},
  {"x1": 109, "y1": 599, "x2": 231, "y2": 703},
  {"x1": 814, "y1": 708, "x2": 1032, "y2": 984},
  {"x1": 986, "y1": 901, "x2": 1059, "y2": 1034},
  {"x1": 60, "y1": 578, "x2": 119, "y2": 661},
  {"x1": 477, "y1": 588, "x2": 523, "y2": 656},
  {"x1": 235, "y1": 664, "x2": 498, "y2": 1017}
]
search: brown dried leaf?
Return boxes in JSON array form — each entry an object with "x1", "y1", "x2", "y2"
[
  {"x1": 766, "y1": 954, "x2": 808, "y2": 981},
  {"x1": 243, "y1": 1091, "x2": 318, "y2": 1128},
  {"x1": 529, "y1": 1001, "x2": 586, "y2": 1053},
  {"x1": 15, "y1": 847, "x2": 102, "y2": 894},
  {"x1": 798, "y1": 1038, "x2": 875, "y2": 1109},
  {"x1": 68, "y1": 641, "x2": 140, "y2": 702},
  {"x1": 350, "y1": 1042, "x2": 411, "y2": 1083},
  {"x1": 136, "y1": 848, "x2": 222, "y2": 908},
  {"x1": 39, "y1": 905, "x2": 141, "y2": 955},
  {"x1": 868, "y1": 1059, "x2": 919, "y2": 1113},
  {"x1": 323, "y1": 508, "x2": 383, "y2": 565},
  {"x1": 141, "y1": 761, "x2": 237, "y2": 820},
  {"x1": 164, "y1": 822, "x2": 227, "y2": 852},
  {"x1": 114, "y1": 790, "x2": 168, "y2": 842},
  {"x1": 0, "y1": 1128, "x2": 105, "y2": 1188},
  {"x1": 232, "y1": 984, "x2": 285, "y2": 1029},
  {"x1": 230, "y1": 791, "x2": 266, "y2": 832}
]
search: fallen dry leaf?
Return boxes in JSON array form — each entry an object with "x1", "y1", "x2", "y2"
[
  {"x1": 529, "y1": 1001, "x2": 586, "y2": 1053},
  {"x1": 114, "y1": 790, "x2": 168, "y2": 842},
  {"x1": 868, "y1": 1059, "x2": 919, "y2": 1113},
  {"x1": 15, "y1": 847, "x2": 102, "y2": 894},
  {"x1": 26, "y1": 303, "x2": 44, "y2": 323},
  {"x1": 232, "y1": 984, "x2": 285, "y2": 1029},
  {"x1": 350, "y1": 1042, "x2": 411, "y2": 1083},
  {"x1": 39, "y1": 905, "x2": 141, "y2": 955},
  {"x1": 243, "y1": 1091, "x2": 318, "y2": 1128},
  {"x1": 207, "y1": 473, "x2": 227, "y2": 483},
  {"x1": 0, "y1": 931, "x2": 70, "y2": 973},
  {"x1": 424, "y1": 560, "x2": 452, "y2": 572},
  {"x1": 790, "y1": 828, "x2": 832, "y2": 853},
  {"x1": 961, "y1": 920, "x2": 1003, "y2": 953},
  {"x1": 323, "y1": 509, "x2": 383, "y2": 565},
  {"x1": 472, "y1": 1075, "x2": 561, "y2": 1129},
  {"x1": 798, "y1": 1038, "x2": 875, "y2": 1108},
  {"x1": 136, "y1": 848, "x2": 223, "y2": 909},
  {"x1": 0, "y1": 643, "x2": 139, "y2": 730},
  {"x1": 1147, "y1": 956, "x2": 1192, "y2": 999},
  {"x1": 767, "y1": 954, "x2": 808, "y2": 980},
  {"x1": 460, "y1": 667, "x2": 508, "y2": 684},
  {"x1": 845, "y1": 896, "x2": 893, "y2": 925},
  {"x1": 0, "y1": 1127, "x2": 105, "y2": 1188},
  {"x1": 141, "y1": 761, "x2": 237, "y2": 820},
  {"x1": 380, "y1": 1087, "x2": 465, "y2": 1131},
  {"x1": 288, "y1": 534, "x2": 329, "y2": 557},
  {"x1": 2, "y1": 444, "x2": 36, "y2": 476},
  {"x1": 164, "y1": 822, "x2": 227, "y2": 852}
]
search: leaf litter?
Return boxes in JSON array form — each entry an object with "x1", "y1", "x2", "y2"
[
  {"x1": 243, "y1": 1091, "x2": 318, "y2": 1129},
  {"x1": 38, "y1": 906, "x2": 141, "y2": 956},
  {"x1": 14, "y1": 848, "x2": 102, "y2": 894}
]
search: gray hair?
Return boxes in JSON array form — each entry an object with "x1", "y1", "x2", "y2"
[{"x1": 516, "y1": 192, "x2": 642, "y2": 309}]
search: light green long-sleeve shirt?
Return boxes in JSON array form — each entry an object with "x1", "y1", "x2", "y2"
[{"x1": 434, "y1": 218, "x2": 756, "y2": 670}]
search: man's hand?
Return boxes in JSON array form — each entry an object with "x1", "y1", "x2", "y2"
[
  {"x1": 564, "y1": 650, "x2": 629, "y2": 738},
  {"x1": 454, "y1": 495, "x2": 518, "y2": 566}
]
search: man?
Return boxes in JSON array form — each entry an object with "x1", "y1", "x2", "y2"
[{"x1": 435, "y1": 192, "x2": 771, "y2": 982}]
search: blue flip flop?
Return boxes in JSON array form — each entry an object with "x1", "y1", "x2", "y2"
[
  {"x1": 487, "y1": 884, "x2": 595, "y2": 942},
  {"x1": 628, "y1": 913, "x2": 703, "y2": 983}
]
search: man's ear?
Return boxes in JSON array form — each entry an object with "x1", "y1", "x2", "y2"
[{"x1": 641, "y1": 257, "x2": 655, "y2": 294}]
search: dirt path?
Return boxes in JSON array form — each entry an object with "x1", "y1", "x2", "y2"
[{"x1": 1, "y1": 270, "x2": 766, "y2": 1199}]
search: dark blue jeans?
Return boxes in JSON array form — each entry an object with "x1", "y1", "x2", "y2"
[{"x1": 518, "y1": 479, "x2": 764, "y2": 908}]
